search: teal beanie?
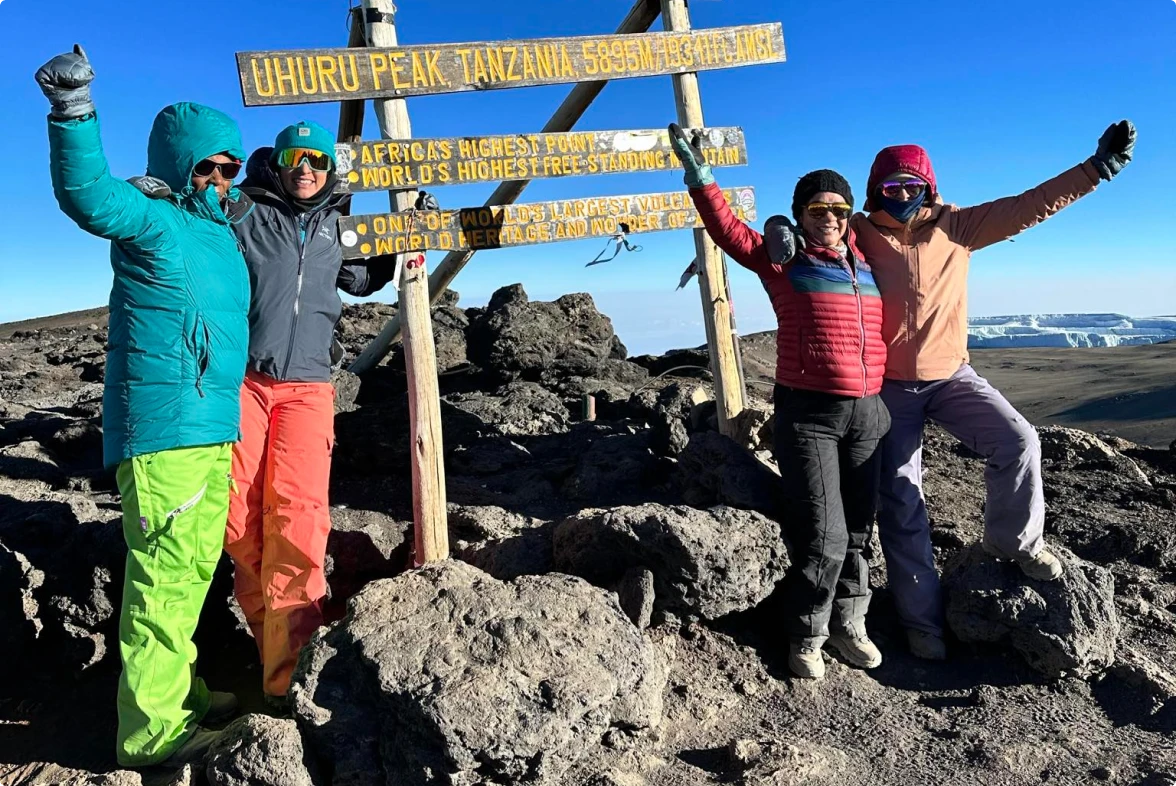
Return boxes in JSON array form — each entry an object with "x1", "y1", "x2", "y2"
[{"x1": 271, "y1": 121, "x2": 337, "y2": 165}]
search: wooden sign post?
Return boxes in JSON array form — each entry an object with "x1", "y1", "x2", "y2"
[
  {"x1": 662, "y1": 0, "x2": 748, "y2": 434},
  {"x1": 239, "y1": 0, "x2": 788, "y2": 567},
  {"x1": 362, "y1": 0, "x2": 449, "y2": 565}
]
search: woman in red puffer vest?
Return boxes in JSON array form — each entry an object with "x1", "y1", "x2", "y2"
[{"x1": 669, "y1": 126, "x2": 890, "y2": 680}]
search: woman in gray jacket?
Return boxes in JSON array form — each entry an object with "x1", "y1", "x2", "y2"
[{"x1": 224, "y1": 121, "x2": 396, "y2": 711}]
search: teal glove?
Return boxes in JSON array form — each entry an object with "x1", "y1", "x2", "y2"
[
  {"x1": 35, "y1": 44, "x2": 95, "y2": 120},
  {"x1": 668, "y1": 123, "x2": 714, "y2": 189},
  {"x1": 1089, "y1": 120, "x2": 1136, "y2": 181}
]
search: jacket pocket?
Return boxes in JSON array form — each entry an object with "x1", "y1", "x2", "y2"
[{"x1": 193, "y1": 312, "x2": 212, "y2": 398}]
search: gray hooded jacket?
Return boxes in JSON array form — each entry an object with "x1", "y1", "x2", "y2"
[{"x1": 231, "y1": 147, "x2": 394, "y2": 382}]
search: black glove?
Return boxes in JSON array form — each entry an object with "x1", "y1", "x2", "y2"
[
  {"x1": 764, "y1": 214, "x2": 801, "y2": 264},
  {"x1": 415, "y1": 190, "x2": 439, "y2": 211},
  {"x1": 35, "y1": 44, "x2": 96, "y2": 120},
  {"x1": 667, "y1": 123, "x2": 714, "y2": 188},
  {"x1": 1089, "y1": 120, "x2": 1136, "y2": 181}
]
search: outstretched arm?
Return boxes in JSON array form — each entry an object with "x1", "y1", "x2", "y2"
[
  {"x1": 668, "y1": 124, "x2": 794, "y2": 276},
  {"x1": 336, "y1": 261, "x2": 395, "y2": 297},
  {"x1": 950, "y1": 120, "x2": 1135, "y2": 251},
  {"x1": 40, "y1": 46, "x2": 164, "y2": 248}
]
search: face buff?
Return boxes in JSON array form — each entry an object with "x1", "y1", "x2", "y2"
[{"x1": 879, "y1": 189, "x2": 926, "y2": 223}]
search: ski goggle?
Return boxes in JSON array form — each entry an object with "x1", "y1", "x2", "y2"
[
  {"x1": 192, "y1": 158, "x2": 242, "y2": 179},
  {"x1": 805, "y1": 202, "x2": 852, "y2": 220},
  {"x1": 879, "y1": 179, "x2": 927, "y2": 199},
  {"x1": 275, "y1": 147, "x2": 334, "y2": 171}
]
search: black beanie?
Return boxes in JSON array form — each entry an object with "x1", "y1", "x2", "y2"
[{"x1": 792, "y1": 169, "x2": 853, "y2": 222}]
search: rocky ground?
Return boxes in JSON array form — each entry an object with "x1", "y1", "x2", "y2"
[{"x1": 0, "y1": 286, "x2": 1173, "y2": 786}]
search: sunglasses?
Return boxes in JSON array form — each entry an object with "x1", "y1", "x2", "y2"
[
  {"x1": 805, "y1": 202, "x2": 852, "y2": 220},
  {"x1": 192, "y1": 158, "x2": 242, "y2": 179},
  {"x1": 276, "y1": 147, "x2": 333, "y2": 172},
  {"x1": 880, "y1": 179, "x2": 927, "y2": 199}
]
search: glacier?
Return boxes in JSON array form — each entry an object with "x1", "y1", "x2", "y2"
[{"x1": 968, "y1": 314, "x2": 1176, "y2": 348}]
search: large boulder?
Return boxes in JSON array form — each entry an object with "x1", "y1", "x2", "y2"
[
  {"x1": 290, "y1": 561, "x2": 667, "y2": 786},
  {"x1": 553, "y1": 504, "x2": 788, "y2": 621},
  {"x1": 1038, "y1": 426, "x2": 1150, "y2": 485},
  {"x1": 206, "y1": 714, "x2": 320, "y2": 786},
  {"x1": 467, "y1": 285, "x2": 621, "y2": 382},
  {"x1": 944, "y1": 544, "x2": 1119, "y2": 678},
  {"x1": 676, "y1": 431, "x2": 783, "y2": 520}
]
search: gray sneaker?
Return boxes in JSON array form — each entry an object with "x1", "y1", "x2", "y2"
[
  {"x1": 788, "y1": 640, "x2": 826, "y2": 680},
  {"x1": 204, "y1": 691, "x2": 239, "y2": 725},
  {"x1": 907, "y1": 629, "x2": 947, "y2": 661},
  {"x1": 829, "y1": 633, "x2": 882, "y2": 669},
  {"x1": 162, "y1": 727, "x2": 221, "y2": 767}
]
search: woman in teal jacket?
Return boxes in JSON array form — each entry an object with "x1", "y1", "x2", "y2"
[{"x1": 38, "y1": 46, "x2": 248, "y2": 768}]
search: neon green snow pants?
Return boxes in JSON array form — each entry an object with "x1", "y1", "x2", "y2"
[{"x1": 114, "y1": 443, "x2": 232, "y2": 767}]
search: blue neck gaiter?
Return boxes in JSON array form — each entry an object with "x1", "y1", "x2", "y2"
[{"x1": 880, "y1": 190, "x2": 926, "y2": 223}]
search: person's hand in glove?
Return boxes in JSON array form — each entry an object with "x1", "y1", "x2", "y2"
[
  {"x1": 35, "y1": 44, "x2": 96, "y2": 120},
  {"x1": 668, "y1": 123, "x2": 715, "y2": 189},
  {"x1": 1089, "y1": 120, "x2": 1136, "y2": 181},
  {"x1": 764, "y1": 214, "x2": 802, "y2": 266}
]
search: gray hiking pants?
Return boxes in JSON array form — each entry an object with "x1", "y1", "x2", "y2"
[{"x1": 878, "y1": 364, "x2": 1044, "y2": 636}]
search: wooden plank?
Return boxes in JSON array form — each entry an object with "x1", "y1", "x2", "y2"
[
  {"x1": 662, "y1": 0, "x2": 747, "y2": 436},
  {"x1": 338, "y1": 187, "x2": 756, "y2": 259},
  {"x1": 362, "y1": 0, "x2": 449, "y2": 564},
  {"x1": 347, "y1": 0, "x2": 662, "y2": 375},
  {"x1": 237, "y1": 22, "x2": 785, "y2": 106},
  {"x1": 334, "y1": 126, "x2": 746, "y2": 192}
]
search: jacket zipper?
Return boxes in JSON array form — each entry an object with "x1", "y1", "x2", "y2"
[
  {"x1": 281, "y1": 215, "x2": 310, "y2": 380},
  {"x1": 848, "y1": 251, "x2": 868, "y2": 398}
]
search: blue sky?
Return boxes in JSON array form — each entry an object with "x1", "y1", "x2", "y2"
[{"x1": 1, "y1": 0, "x2": 1173, "y2": 353}]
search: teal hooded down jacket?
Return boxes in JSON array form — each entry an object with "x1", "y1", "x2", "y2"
[{"x1": 48, "y1": 103, "x2": 251, "y2": 466}]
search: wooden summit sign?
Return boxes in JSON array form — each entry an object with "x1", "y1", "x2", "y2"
[
  {"x1": 338, "y1": 187, "x2": 757, "y2": 258},
  {"x1": 237, "y1": 23, "x2": 785, "y2": 106},
  {"x1": 335, "y1": 126, "x2": 747, "y2": 192}
]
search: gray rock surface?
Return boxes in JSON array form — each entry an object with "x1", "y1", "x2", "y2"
[
  {"x1": 206, "y1": 714, "x2": 319, "y2": 786},
  {"x1": 553, "y1": 504, "x2": 788, "y2": 621},
  {"x1": 676, "y1": 431, "x2": 783, "y2": 520},
  {"x1": 290, "y1": 561, "x2": 667, "y2": 786},
  {"x1": 944, "y1": 544, "x2": 1119, "y2": 678}
]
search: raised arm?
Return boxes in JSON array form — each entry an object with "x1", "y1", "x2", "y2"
[
  {"x1": 950, "y1": 121, "x2": 1135, "y2": 251},
  {"x1": 336, "y1": 261, "x2": 396, "y2": 297},
  {"x1": 39, "y1": 46, "x2": 164, "y2": 248},
  {"x1": 668, "y1": 124, "x2": 795, "y2": 276}
]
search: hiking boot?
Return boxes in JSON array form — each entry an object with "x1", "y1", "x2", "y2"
[
  {"x1": 907, "y1": 630, "x2": 947, "y2": 661},
  {"x1": 1017, "y1": 549, "x2": 1063, "y2": 581},
  {"x1": 161, "y1": 727, "x2": 221, "y2": 767},
  {"x1": 204, "y1": 691, "x2": 239, "y2": 725},
  {"x1": 983, "y1": 540, "x2": 1064, "y2": 581},
  {"x1": 788, "y1": 640, "x2": 826, "y2": 680},
  {"x1": 829, "y1": 633, "x2": 883, "y2": 669}
]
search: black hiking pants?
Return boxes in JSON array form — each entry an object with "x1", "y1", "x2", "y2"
[{"x1": 773, "y1": 384, "x2": 891, "y2": 643}]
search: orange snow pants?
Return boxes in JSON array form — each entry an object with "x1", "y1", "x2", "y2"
[{"x1": 224, "y1": 371, "x2": 335, "y2": 698}]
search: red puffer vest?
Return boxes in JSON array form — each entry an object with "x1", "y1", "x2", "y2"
[{"x1": 690, "y1": 182, "x2": 886, "y2": 398}]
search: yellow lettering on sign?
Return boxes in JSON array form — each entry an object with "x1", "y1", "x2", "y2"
[
  {"x1": 558, "y1": 45, "x2": 574, "y2": 78},
  {"x1": 426, "y1": 51, "x2": 446, "y2": 86},
  {"x1": 251, "y1": 59, "x2": 276, "y2": 97},
  {"x1": 504, "y1": 46, "x2": 521, "y2": 81},
  {"x1": 411, "y1": 52, "x2": 430, "y2": 88},
  {"x1": 486, "y1": 48, "x2": 506, "y2": 82},
  {"x1": 316, "y1": 56, "x2": 341, "y2": 93},
  {"x1": 296, "y1": 58, "x2": 317, "y2": 94},
  {"x1": 339, "y1": 55, "x2": 360, "y2": 91},
  {"x1": 389, "y1": 52, "x2": 410, "y2": 89},
  {"x1": 274, "y1": 57, "x2": 298, "y2": 96},
  {"x1": 520, "y1": 47, "x2": 538, "y2": 80},
  {"x1": 369, "y1": 53, "x2": 389, "y2": 90}
]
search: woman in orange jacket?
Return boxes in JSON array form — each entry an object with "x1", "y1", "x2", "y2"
[{"x1": 851, "y1": 121, "x2": 1136, "y2": 660}]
